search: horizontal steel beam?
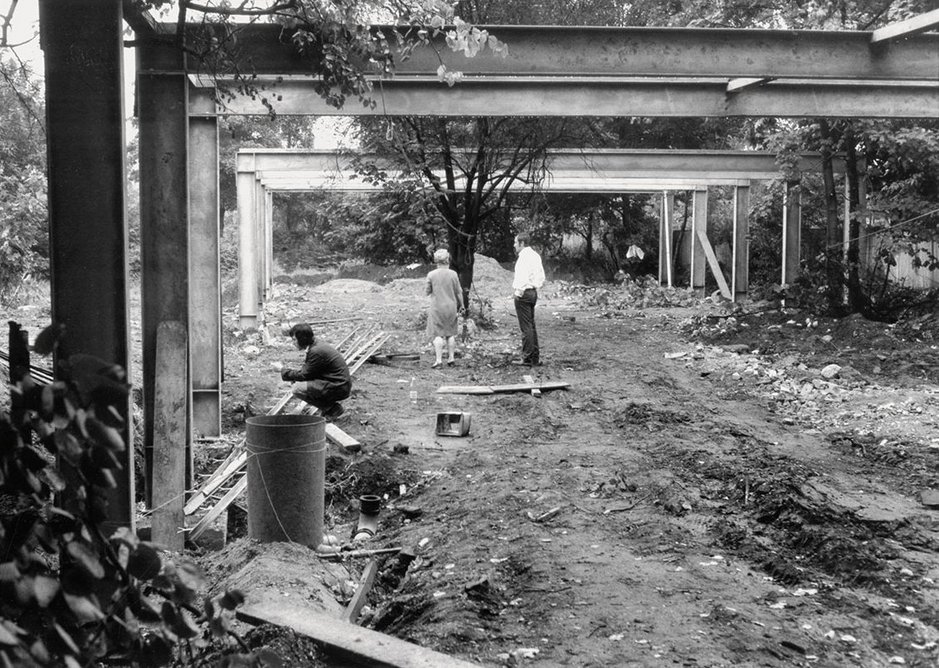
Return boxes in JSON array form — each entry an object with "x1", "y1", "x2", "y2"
[
  {"x1": 204, "y1": 76, "x2": 938, "y2": 119},
  {"x1": 168, "y1": 23, "x2": 939, "y2": 81},
  {"x1": 239, "y1": 149, "x2": 841, "y2": 177},
  {"x1": 258, "y1": 176, "x2": 752, "y2": 192},
  {"x1": 871, "y1": 9, "x2": 939, "y2": 45}
]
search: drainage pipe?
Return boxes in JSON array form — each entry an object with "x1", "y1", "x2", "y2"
[{"x1": 245, "y1": 414, "x2": 326, "y2": 546}]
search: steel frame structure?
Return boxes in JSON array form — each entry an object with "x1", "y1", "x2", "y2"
[{"x1": 37, "y1": 0, "x2": 934, "y2": 524}]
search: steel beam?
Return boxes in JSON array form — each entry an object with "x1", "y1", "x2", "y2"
[
  {"x1": 40, "y1": 0, "x2": 134, "y2": 528},
  {"x1": 205, "y1": 76, "x2": 938, "y2": 119},
  {"x1": 237, "y1": 167, "x2": 260, "y2": 329},
  {"x1": 658, "y1": 192, "x2": 675, "y2": 288},
  {"x1": 189, "y1": 87, "x2": 221, "y2": 439},
  {"x1": 240, "y1": 148, "x2": 843, "y2": 179},
  {"x1": 183, "y1": 23, "x2": 939, "y2": 81},
  {"x1": 732, "y1": 185, "x2": 751, "y2": 300},
  {"x1": 690, "y1": 188, "x2": 708, "y2": 295},
  {"x1": 138, "y1": 42, "x2": 191, "y2": 504},
  {"x1": 782, "y1": 182, "x2": 802, "y2": 286}
]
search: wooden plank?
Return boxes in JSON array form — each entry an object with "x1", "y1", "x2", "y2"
[
  {"x1": 326, "y1": 423, "x2": 361, "y2": 451},
  {"x1": 184, "y1": 450, "x2": 247, "y2": 515},
  {"x1": 237, "y1": 603, "x2": 481, "y2": 668},
  {"x1": 189, "y1": 475, "x2": 246, "y2": 542},
  {"x1": 492, "y1": 381, "x2": 570, "y2": 393},
  {"x1": 342, "y1": 560, "x2": 379, "y2": 624},
  {"x1": 152, "y1": 321, "x2": 188, "y2": 551},
  {"x1": 694, "y1": 224, "x2": 733, "y2": 299},
  {"x1": 871, "y1": 8, "x2": 939, "y2": 45},
  {"x1": 437, "y1": 381, "x2": 570, "y2": 395},
  {"x1": 522, "y1": 374, "x2": 541, "y2": 397},
  {"x1": 436, "y1": 385, "x2": 496, "y2": 395},
  {"x1": 349, "y1": 333, "x2": 390, "y2": 376}
]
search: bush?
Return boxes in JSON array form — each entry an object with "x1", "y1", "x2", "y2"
[{"x1": 0, "y1": 323, "x2": 271, "y2": 667}]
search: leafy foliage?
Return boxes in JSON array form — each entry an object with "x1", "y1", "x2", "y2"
[
  {"x1": 0, "y1": 57, "x2": 47, "y2": 301},
  {"x1": 0, "y1": 324, "x2": 260, "y2": 666}
]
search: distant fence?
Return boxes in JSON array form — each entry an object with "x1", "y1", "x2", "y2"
[{"x1": 862, "y1": 235, "x2": 939, "y2": 289}]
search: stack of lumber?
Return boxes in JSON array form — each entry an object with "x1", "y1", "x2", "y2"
[
  {"x1": 0, "y1": 349, "x2": 53, "y2": 383},
  {"x1": 185, "y1": 324, "x2": 388, "y2": 542}
]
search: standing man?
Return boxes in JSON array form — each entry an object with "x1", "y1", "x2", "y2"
[
  {"x1": 512, "y1": 232, "x2": 545, "y2": 367},
  {"x1": 273, "y1": 323, "x2": 351, "y2": 419}
]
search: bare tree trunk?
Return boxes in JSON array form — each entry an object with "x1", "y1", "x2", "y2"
[
  {"x1": 585, "y1": 215, "x2": 593, "y2": 262},
  {"x1": 448, "y1": 214, "x2": 478, "y2": 309},
  {"x1": 673, "y1": 195, "x2": 690, "y2": 280},
  {"x1": 819, "y1": 119, "x2": 844, "y2": 313},
  {"x1": 844, "y1": 126, "x2": 868, "y2": 315}
]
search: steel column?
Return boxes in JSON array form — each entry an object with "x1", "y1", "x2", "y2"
[
  {"x1": 658, "y1": 192, "x2": 674, "y2": 288},
  {"x1": 138, "y1": 41, "x2": 191, "y2": 503},
  {"x1": 40, "y1": 0, "x2": 134, "y2": 527},
  {"x1": 732, "y1": 185, "x2": 750, "y2": 300},
  {"x1": 690, "y1": 189, "x2": 708, "y2": 295},
  {"x1": 782, "y1": 181, "x2": 803, "y2": 286},
  {"x1": 188, "y1": 87, "x2": 221, "y2": 439},
  {"x1": 237, "y1": 165, "x2": 259, "y2": 329}
]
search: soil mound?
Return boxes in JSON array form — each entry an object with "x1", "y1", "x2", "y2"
[{"x1": 310, "y1": 278, "x2": 382, "y2": 294}]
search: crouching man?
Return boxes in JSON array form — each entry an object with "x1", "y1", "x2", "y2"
[{"x1": 273, "y1": 323, "x2": 351, "y2": 420}]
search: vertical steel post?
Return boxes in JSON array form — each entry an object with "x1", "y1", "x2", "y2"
[
  {"x1": 138, "y1": 37, "x2": 191, "y2": 504},
  {"x1": 782, "y1": 181, "x2": 802, "y2": 286},
  {"x1": 732, "y1": 184, "x2": 750, "y2": 300},
  {"x1": 189, "y1": 86, "x2": 221, "y2": 438},
  {"x1": 690, "y1": 188, "x2": 708, "y2": 295},
  {"x1": 40, "y1": 0, "x2": 134, "y2": 527}
]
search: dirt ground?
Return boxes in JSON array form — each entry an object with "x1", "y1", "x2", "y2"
[
  {"x1": 4, "y1": 257, "x2": 938, "y2": 667},
  {"x1": 191, "y1": 255, "x2": 939, "y2": 667}
]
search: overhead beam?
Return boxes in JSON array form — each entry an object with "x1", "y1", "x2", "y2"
[
  {"x1": 870, "y1": 9, "x2": 939, "y2": 45},
  {"x1": 176, "y1": 23, "x2": 939, "y2": 81},
  {"x1": 203, "y1": 76, "x2": 939, "y2": 119},
  {"x1": 239, "y1": 149, "x2": 844, "y2": 179}
]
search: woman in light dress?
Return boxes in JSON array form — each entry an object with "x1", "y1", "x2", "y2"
[{"x1": 425, "y1": 248, "x2": 464, "y2": 368}]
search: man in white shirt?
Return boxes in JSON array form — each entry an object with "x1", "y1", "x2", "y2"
[{"x1": 512, "y1": 232, "x2": 545, "y2": 366}]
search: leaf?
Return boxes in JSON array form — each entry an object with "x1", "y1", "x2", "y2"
[
  {"x1": 127, "y1": 543, "x2": 162, "y2": 581},
  {"x1": 31, "y1": 575, "x2": 60, "y2": 607},
  {"x1": 258, "y1": 648, "x2": 285, "y2": 667},
  {"x1": 110, "y1": 526, "x2": 140, "y2": 550},
  {"x1": 161, "y1": 602, "x2": 200, "y2": 639},
  {"x1": 0, "y1": 562, "x2": 21, "y2": 582},
  {"x1": 139, "y1": 634, "x2": 173, "y2": 667},
  {"x1": 218, "y1": 589, "x2": 246, "y2": 611},
  {"x1": 53, "y1": 622, "x2": 80, "y2": 655},
  {"x1": 54, "y1": 431, "x2": 84, "y2": 462},
  {"x1": 175, "y1": 560, "x2": 206, "y2": 592},
  {"x1": 66, "y1": 540, "x2": 105, "y2": 580},
  {"x1": 0, "y1": 621, "x2": 19, "y2": 646},
  {"x1": 32, "y1": 323, "x2": 65, "y2": 356},
  {"x1": 84, "y1": 417, "x2": 126, "y2": 453},
  {"x1": 64, "y1": 591, "x2": 106, "y2": 623}
]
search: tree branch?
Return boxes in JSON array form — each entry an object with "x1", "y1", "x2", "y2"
[
  {"x1": 0, "y1": 0, "x2": 18, "y2": 47},
  {"x1": 181, "y1": 0, "x2": 298, "y2": 16}
]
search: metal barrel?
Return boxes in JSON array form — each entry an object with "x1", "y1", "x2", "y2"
[{"x1": 245, "y1": 414, "x2": 326, "y2": 546}]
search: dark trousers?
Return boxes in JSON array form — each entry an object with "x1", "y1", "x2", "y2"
[
  {"x1": 292, "y1": 380, "x2": 350, "y2": 413},
  {"x1": 514, "y1": 288, "x2": 539, "y2": 364}
]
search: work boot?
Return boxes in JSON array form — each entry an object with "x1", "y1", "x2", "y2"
[{"x1": 322, "y1": 403, "x2": 345, "y2": 421}]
